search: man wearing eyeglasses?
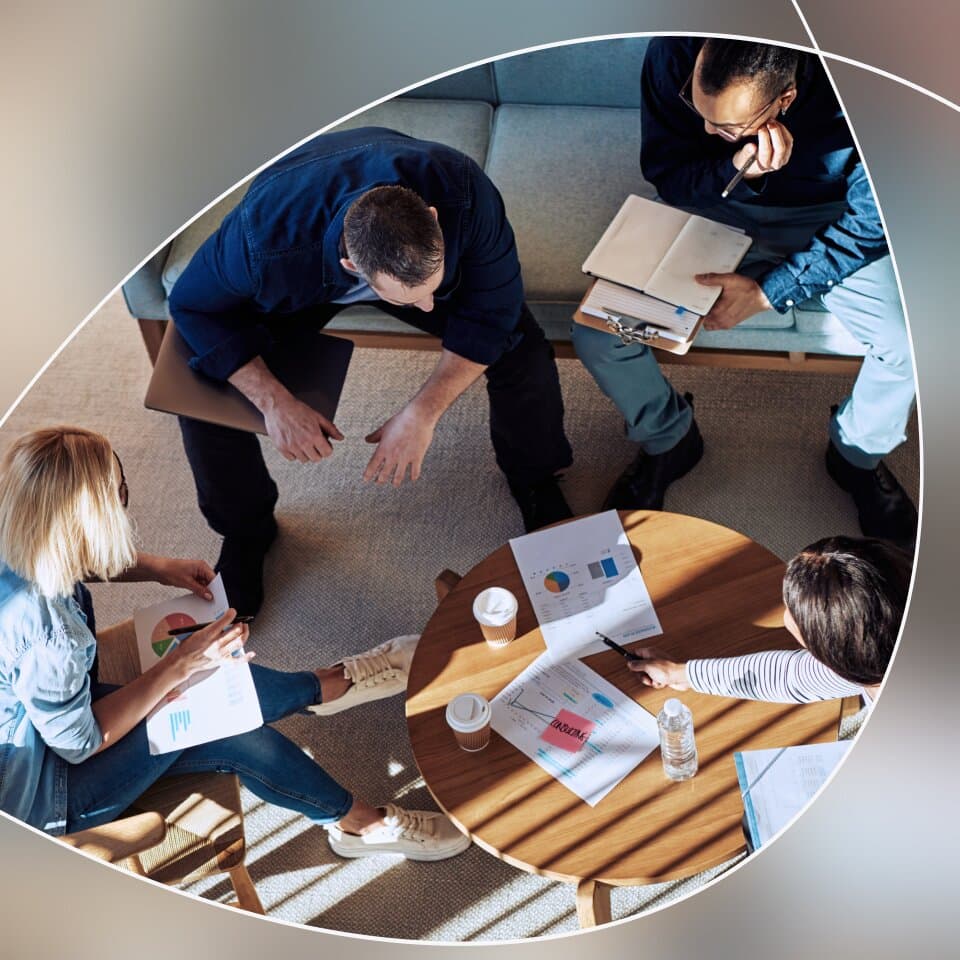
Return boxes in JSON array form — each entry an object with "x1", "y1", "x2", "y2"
[
  {"x1": 573, "y1": 37, "x2": 916, "y2": 547},
  {"x1": 170, "y1": 127, "x2": 573, "y2": 615}
]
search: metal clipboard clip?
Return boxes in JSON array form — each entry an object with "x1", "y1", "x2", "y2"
[{"x1": 601, "y1": 308, "x2": 661, "y2": 345}]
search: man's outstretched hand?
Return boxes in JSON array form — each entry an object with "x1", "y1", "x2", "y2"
[{"x1": 363, "y1": 403, "x2": 437, "y2": 487}]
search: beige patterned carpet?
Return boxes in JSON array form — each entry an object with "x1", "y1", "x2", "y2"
[{"x1": 0, "y1": 294, "x2": 919, "y2": 940}]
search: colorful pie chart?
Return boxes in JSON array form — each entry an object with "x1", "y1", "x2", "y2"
[
  {"x1": 544, "y1": 571, "x2": 571, "y2": 593},
  {"x1": 150, "y1": 612, "x2": 197, "y2": 658}
]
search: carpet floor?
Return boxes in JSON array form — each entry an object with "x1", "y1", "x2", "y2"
[{"x1": 0, "y1": 294, "x2": 919, "y2": 940}]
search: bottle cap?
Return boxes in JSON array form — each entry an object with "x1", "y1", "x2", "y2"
[{"x1": 663, "y1": 697, "x2": 683, "y2": 717}]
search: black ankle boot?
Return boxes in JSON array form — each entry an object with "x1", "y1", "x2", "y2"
[
  {"x1": 603, "y1": 398, "x2": 704, "y2": 512},
  {"x1": 825, "y1": 441, "x2": 917, "y2": 547},
  {"x1": 509, "y1": 475, "x2": 574, "y2": 533}
]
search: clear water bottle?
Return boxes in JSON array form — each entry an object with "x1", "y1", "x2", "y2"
[{"x1": 657, "y1": 697, "x2": 698, "y2": 781}]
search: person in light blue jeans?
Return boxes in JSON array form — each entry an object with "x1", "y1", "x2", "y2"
[
  {"x1": 575, "y1": 37, "x2": 917, "y2": 547},
  {"x1": 0, "y1": 426, "x2": 468, "y2": 864}
]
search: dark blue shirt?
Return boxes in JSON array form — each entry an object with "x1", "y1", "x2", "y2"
[
  {"x1": 170, "y1": 128, "x2": 525, "y2": 379},
  {"x1": 640, "y1": 38, "x2": 889, "y2": 311}
]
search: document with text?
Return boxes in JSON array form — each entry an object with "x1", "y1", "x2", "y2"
[
  {"x1": 133, "y1": 575, "x2": 263, "y2": 755},
  {"x1": 509, "y1": 510, "x2": 663, "y2": 663},
  {"x1": 491, "y1": 653, "x2": 659, "y2": 806},
  {"x1": 735, "y1": 740, "x2": 852, "y2": 849}
]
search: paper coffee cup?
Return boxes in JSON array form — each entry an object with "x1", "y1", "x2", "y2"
[
  {"x1": 445, "y1": 693, "x2": 492, "y2": 752},
  {"x1": 472, "y1": 587, "x2": 519, "y2": 648}
]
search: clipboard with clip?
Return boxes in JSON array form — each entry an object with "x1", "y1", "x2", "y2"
[{"x1": 573, "y1": 282, "x2": 705, "y2": 356}]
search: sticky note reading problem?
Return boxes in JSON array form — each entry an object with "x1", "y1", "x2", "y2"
[{"x1": 540, "y1": 709, "x2": 596, "y2": 752}]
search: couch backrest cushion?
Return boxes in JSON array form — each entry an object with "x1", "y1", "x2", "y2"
[
  {"x1": 405, "y1": 63, "x2": 496, "y2": 102},
  {"x1": 493, "y1": 37, "x2": 649, "y2": 107}
]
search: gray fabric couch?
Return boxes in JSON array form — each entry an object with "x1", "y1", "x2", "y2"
[{"x1": 122, "y1": 38, "x2": 865, "y2": 362}]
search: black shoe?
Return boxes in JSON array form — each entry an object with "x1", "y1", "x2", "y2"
[
  {"x1": 509, "y1": 475, "x2": 574, "y2": 533},
  {"x1": 825, "y1": 441, "x2": 918, "y2": 547},
  {"x1": 214, "y1": 520, "x2": 278, "y2": 617},
  {"x1": 602, "y1": 413, "x2": 704, "y2": 512}
]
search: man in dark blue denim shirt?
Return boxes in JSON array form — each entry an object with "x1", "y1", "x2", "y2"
[
  {"x1": 573, "y1": 38, "x2": 916, "y2": 546},
  {"x1": 170, "y1": 127, "x2": 573, "y2": 613}
]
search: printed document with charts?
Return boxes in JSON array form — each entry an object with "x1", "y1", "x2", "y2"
[
  {"x1": 580, "y1": 194, "x2": 752, "y2": 346},
  {"x1": 133, "y1": 575, "x2": 263, "y2": 755},
  {"x1": 508, "y1": 510, "x2": 663, "y2": 663},
  {"x1": 491, "y1": 654, "x2": 659, "y2": 806}
]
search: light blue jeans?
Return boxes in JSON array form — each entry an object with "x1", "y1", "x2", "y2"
[
  {"x1": 573, "y1": 199, "x2": 915, "y2": 468},
  {"x1": 65, "y1": 665, "x2": 354, "y2": 832}
]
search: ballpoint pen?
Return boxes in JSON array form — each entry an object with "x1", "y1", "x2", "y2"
[
  {"x1": 165, "y1": 614, "x2": 254, "y2": 639},
  {"x1": 721, "y1": 150, "x2": 758, "y2": 199}
]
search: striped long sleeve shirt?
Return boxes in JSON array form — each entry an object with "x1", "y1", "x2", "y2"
[{"x1": 686, "y1": 650, "x2": 867, "y2": 705}]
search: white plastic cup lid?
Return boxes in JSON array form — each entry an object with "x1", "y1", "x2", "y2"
[
  {"x1": 445, "y1": 693, "x2": 492, "y2": 732},
  {"x1": 472, "y1": 587, "x2": 518, "y2": 626}
]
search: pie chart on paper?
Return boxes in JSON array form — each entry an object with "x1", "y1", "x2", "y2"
[
  {"x1": 150, "y1": 612, "x2": 197, "y2": 658},
  {"x1": 544, "y1": 571, "x2": 571, "y2": 594}
]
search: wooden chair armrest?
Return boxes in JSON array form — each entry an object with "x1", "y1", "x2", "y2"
[
  {"x1": 434, "y1": 569, "x2": 463, "y2": 603},
  {"x1": 61, "y1": 812, "x2": 167, "y2": 863}
]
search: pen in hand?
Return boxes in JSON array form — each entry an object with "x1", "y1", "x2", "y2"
[
  {"x1": 721, "y1": 149, "x2": 758, "y2": 199},
  {"x1": 166, "y1": 614, "x2": 254, "y2": 639}
]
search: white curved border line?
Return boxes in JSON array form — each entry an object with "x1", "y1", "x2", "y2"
[{"x1": 0, "y1": 24, "x2": 940, "y2": 946}]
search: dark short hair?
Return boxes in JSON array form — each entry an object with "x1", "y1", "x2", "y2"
[
  {"x1": 783, "y1": 537, "x2": 913, "y2": 687},
  {"x1": 343, "y1": 185, "x2": 444, "y2": 287},
  {"x1": 697, "y1": 39, "x2": 801, "y2": 102}
]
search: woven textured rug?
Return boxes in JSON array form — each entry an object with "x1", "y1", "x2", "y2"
[{"x1": 0, "y1": 294, "x2": 919, "y2": 940}]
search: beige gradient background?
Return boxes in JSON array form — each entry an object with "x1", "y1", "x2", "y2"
[{"x1": 1, "y1": 2, "x2": 957, "y2": 957}]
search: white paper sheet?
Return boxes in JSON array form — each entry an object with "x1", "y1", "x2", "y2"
[
  {"x1": 735, "y1": 741, "x2": 852, "y2": 849},
  {"x1": 490, "y1": 654, "x2": 659, "y2": 806},
  {"x1": 509, "y1": 510, "x2": 663, "y2": 663},
  {"x1": 133, "y1": 574, "x2": 263, "y2": 755}
]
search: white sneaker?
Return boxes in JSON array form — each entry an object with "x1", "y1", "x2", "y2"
[
  {"x1": 307, "y1": 634, "x2": 419, "y2": 716},
  {"x1": 325, "y1": 803, "x2": 471, "y2": 861}
]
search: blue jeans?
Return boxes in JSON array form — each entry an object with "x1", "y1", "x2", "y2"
[
  {"x1": 573, "y1": 199, "x2": 914, "y2": 467},
  {"x1": 64, "y1": 665, "x2": 354, "y2": 833}
]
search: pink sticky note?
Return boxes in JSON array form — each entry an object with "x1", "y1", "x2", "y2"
[{"x1": 540, "y1": 709, "x2": 596, "y2": 752}]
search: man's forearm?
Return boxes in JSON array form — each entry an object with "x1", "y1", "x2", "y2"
[
  {"x1": 228, "y1": 355, "x2": 296, "y2": 414},
  {"x1": 407, "y1": 349, "x2": 487, "y2": 423}
]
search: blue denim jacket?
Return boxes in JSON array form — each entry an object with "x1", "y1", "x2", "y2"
[
  {"x1": 170, "y1": 127, "x2": 525, "y2": 380},
  {"x1": 640, "y1": 38, "x2": 888, "y2": 311},
  {"x1": 0, "y1": 565, "x2": 102, "y2": 835}
]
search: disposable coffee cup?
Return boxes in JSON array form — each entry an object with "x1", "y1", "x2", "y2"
[
  {"x1": 445, "y1": 693, "x2": 492, "y2": 752},
  {"x1": 472, "y1": 587, "x2": 519, "y2": 648}
]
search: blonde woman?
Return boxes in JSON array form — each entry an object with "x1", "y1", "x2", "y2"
[{"x1": 0, "y1": 427, "x2": 468, "y2": 861}]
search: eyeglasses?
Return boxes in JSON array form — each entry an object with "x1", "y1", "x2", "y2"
[
  {"x1": 679, "y1": 69, "x2": 789, "y2": 142},
  {"x1": 113, "y1": 451, "x2": 129, "y2": 508}
]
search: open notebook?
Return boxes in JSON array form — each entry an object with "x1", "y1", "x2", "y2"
[{"x1": 579, "y1": 194, "x2": 752, "y2": 353}]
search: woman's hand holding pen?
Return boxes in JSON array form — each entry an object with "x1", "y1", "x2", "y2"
[
  {"x1": 167, "y1": 608, "x2": 253, "y2": 683},
  {"x1": 626, "y1": 649, "x2": 690, "y2": 691}
]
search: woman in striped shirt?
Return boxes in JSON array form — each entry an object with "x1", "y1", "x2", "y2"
[{"x1": 628, "y1": 537, "x2": 912, "y2": 708}]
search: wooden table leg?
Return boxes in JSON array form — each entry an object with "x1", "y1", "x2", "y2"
[{"x1": 576, "y1": 878, "x2": 612, "y2": 928}]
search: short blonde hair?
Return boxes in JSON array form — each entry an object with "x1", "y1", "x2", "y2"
[{"x1": 0, "y1": 427, "x2": 136, "y2": 597}]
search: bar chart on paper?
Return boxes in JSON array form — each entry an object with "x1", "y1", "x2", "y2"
[
  {"x1": 509, "y1": 511, "x2": 663, "y2": 663},
  {"x1": 133, "y1": 575, "x2": 263, "y2": 754}
]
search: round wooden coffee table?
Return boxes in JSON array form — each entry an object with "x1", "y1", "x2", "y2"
[{"x1": 405, "y1": 512, "x2": 842, "y2": 926}]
